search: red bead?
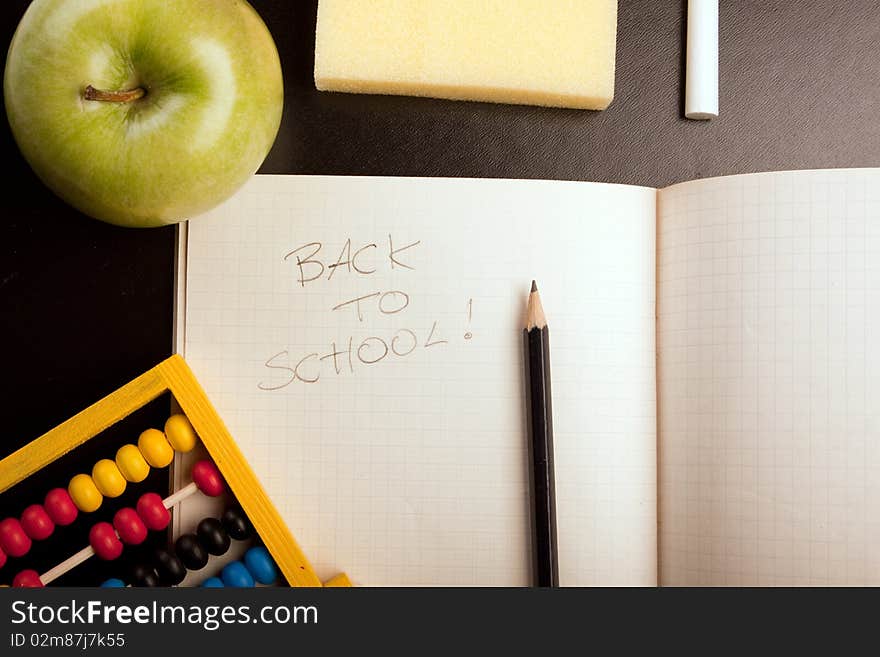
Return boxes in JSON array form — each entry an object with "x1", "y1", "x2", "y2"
[
  {"x1": 89, "y1": 522, "x2": 123, "y2": 560},
  {"x1": 21, "y1": 505, "x2": 54, "y2": 541},
  {"x1": 192, "y1": 460, "x2": 224, "y2": 497},
  {"x1": 13, "y1": 569, "x2": 43, "y2": 588},
  {"x1": 0, "y1": 546, "x2": 6, "y2": 569},
  {"x1": 0, "y1": 518, "x2": 32, "y2": 558},
  {"x1": 113, "y1": 508, "x2": 148, "y2": 545},
  {"x1": 136, "y1": 493, "x2": 170, "y2": 531},
  {"x1": 45, "y1": 488, "x2": 78, "y2": 526}
]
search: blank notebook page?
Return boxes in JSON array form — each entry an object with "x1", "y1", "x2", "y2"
[
  {"x1": 184, "y1": 175, "x2": 657, "y2": 585},
  {"x1": 658, "y1": 169, "x2": 880, "y2": 585}
]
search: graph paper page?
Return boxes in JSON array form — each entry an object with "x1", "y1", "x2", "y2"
[
  {"x1": 184, "y1": 175, "x2": 657, "y2": 585},
  {"x1": 657, "y1": 169, "x2": 880, "y2": 585}
]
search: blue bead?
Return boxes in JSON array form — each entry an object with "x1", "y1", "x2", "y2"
[
  {"x1": 201, "y1": 576, "x2": 225, "y2": 588},
  {"x1": 221, "y1": 561, "x2": 254, "y2": 587},
  {"x1": 244, "y1": 546, "x2": 278, "y2": 585},
  {"x1": 100, "y1": 578, "x2": 126, "y2": 588}
]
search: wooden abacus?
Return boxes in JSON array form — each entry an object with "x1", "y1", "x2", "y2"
[{"x1": 0, "y1": 355, "x2": 350, "y2": 588}]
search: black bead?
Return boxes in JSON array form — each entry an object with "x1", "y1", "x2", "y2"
[
  {"x1": 221, "y1": 508, "x2": 252, "y2": 541},
  {"x1": 154, "y1": 547, "x2": 187, "y2": 585},
  {"x1": 175, "y1": 534, "x2": 209, "y2": 570},
  {"x1": 131, "y1": 564, "x2": 159, "y2": 587},
  {"x1": 197, "y1": 517, "x2": 231, "y2": 556}
]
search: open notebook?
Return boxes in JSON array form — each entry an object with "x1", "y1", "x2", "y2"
[{"x1": 177, "y1": 168, "x2": 880, "y2": 586}]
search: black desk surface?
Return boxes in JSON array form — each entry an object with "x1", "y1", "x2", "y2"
[{"x1": 2, "y1": 0, "x2": 879, "y2": 458}]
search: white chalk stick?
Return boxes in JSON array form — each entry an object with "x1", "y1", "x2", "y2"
[{"x1": 685, "y1": 0, "x2": 719, "y2": 120}]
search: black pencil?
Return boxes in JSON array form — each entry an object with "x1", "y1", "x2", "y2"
[{"x1": 523, "y1": 280, "x2": 558, "y2": 587}]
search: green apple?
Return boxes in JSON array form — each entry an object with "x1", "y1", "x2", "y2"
[{"x1": 4, "y1": 0, "x2": 283, "y2": 227}]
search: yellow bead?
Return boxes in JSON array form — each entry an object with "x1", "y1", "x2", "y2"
[
  {"x1": 164, "y1": 414, "x2": 198, "y2": 453},
  {"x1": 91, "y1": 459, "x2": 127, "y2": 498},
  {"x1": 116, "y1": 444, "x2": 150, "y2": 482},
  {"x1": 68, "y1": 474, "x2": 103, "y2": 512},
  {"x1": 138, "y1": 429, "x2": 174, "y2": 468}
]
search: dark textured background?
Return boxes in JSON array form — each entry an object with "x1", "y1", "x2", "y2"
[{"x1": 0, "y1": 0, "x2": 878, "y2": 574}]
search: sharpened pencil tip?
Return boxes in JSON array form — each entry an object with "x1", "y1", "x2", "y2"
[{"x1": 526, "y1": 281, "x2": 547, "y2": 330}]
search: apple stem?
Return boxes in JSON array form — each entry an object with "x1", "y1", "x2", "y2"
[{"x1": 82, "y1": 85, "x2": 146, "y2": 103}]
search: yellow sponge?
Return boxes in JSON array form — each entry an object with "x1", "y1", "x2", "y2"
[{"x1": 314, "y1": 0, "x2": 618, "y2": 110}]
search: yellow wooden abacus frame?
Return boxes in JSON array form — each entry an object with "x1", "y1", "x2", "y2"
[{"x1": 0, "y1": 354, "x2": 350, "y2": 588}]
